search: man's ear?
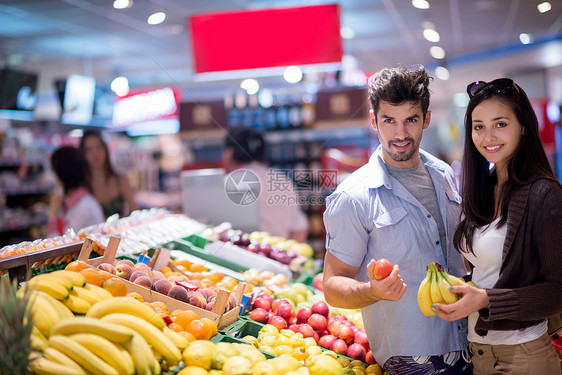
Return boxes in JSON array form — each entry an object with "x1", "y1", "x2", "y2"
[
  {"x1": 423, "y1": 110, "x2": 431, "y2": 130},
  {"x1": 369, "y1": 110, "x2": 377, "y2": 131}
]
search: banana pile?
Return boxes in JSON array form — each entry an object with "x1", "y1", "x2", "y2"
[
  {"x1": 28, "y1": 296, "x2": 188, "y2": 375},
  {"x1": 417, "y1": 262, "x2": 475, "y2": 317},
  {"x1": 19, "y1": 270, "x2": 114, "y2": 319}
]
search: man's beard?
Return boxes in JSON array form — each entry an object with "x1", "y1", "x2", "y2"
[{"x1": 387, "y1": 138, "x2": 417, "y2": 162}]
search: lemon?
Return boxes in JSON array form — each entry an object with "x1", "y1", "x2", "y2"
[
  {"x1": 182, "y1": 340, "x2": 215, "y2": 370},
  {"x1": 241, "y1": 335, "x2": 258, "y2": 348},
  {"x1": 277, "y1": 335, "x2": 291, "y2": 346},
  {"x1": 303, "y1": 337, "x2": 317, "y2": 348},
  {"x1": 305, "y1": 346, "x2": 323, "y2": 357},
  {"x1": 236, "y1": 345, "x2": 266, "y2": 366},
  {"x1": 275, "y1": 344, "x2": 294, "y2": 356},
  {"x1": 365, "y1": 364, "x2": 383, "y2": 375},
  {"x1": 252, "y1": 360, "x2": 281, "y2": 375},
  {"x1": 260, "y1": 324, "x2": 279, "y2": 337},
  {"x1": 321, "y1": 350, "x2": 338, "y2": 359},
  {"x1": 178, "y1": 366, "x2": 209, "y2": 375},
  {"x1": 222, "y1": 355, "x2": 252, "y2": 375},
  {"x1": 212, "y1": 342, "x2": 239, "y2": 370},
  {"x1": 280, "y1": 329, "x2": 295, "y2": 337},
  {"x1": 270, "y1": 354, "x2": 301, "y2": 373},
  {"x1": 307, "y1": 354, "x2": 344, "y2": 375},
  {"x1": 350, "y1": 360, "x2": 365, "y2": 370}
]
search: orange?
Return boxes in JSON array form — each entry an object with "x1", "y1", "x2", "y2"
[
  {"x1": 98, "y1": 270, "x2": 114, "y2": 284},
  {"x1": 189, "y1": 263, "x2": 207, "y2": 273},
  {"x1": 178, "y1": 331, "x2": 196, "y2": 343},
  {"x1": 173, "y1": 259, "x2": 192, "y2": 269},
  {"x1": 160, "y1": 266, "x2": 172, "y2": 276},
  {"x1": 185, "y1": 319, "x2": 212, "y2": 341},
  {"x1": 171, "y1": 310, "x2": 199, "y2": 329},
  {"x1": 79, "y1": 268, "x2": 104, "y2": 287},
  {"x1": 201, "y1": 317, "x2": 218, "y2": 337},
  {"x1": 167, "y1": 323, "x2": 184, "y2": 333},
  {"x1": 65, "y1": 260, "x2": 91, "y2": 273},
  {"x1": 102, "y1": 277, "x2": 128, "y2": 297},
  {"x1": 177, "y1": 366, "x2": 208, "y2": 375},
  {"x1": 150, "y1": 301, "x2": 168, "y2": 314},
  {"x1": 126, "y1": 292, "x2": 144, "y2": 303}
]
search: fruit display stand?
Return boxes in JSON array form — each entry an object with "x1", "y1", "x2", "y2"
[
  {"x1": 171, "y1": 237, "x2": 293, "y2": 279},
  {"x1": 0, "y1": 240, "x2": 84, "y2": 282},
  {"x1": 79, "y1": 237, "x2": 245, "y2": 329}
]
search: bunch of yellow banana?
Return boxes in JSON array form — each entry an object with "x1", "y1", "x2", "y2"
[
  {"x1": 19, "y1": 270, "x2": 113, "y2": 315},
  {"x1": 417, "y1": 262, "x2": 476, "y2": 317}
]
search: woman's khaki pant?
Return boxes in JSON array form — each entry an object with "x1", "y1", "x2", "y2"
[{"x1": 470, "y1": 333, "x2": 561, "y2": 375}]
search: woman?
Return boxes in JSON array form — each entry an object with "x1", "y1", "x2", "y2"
[
  {"x1": 79, "y1": 131, "x2": 138, "y2": 218},
  {"x1": 433, "y1": 78, "x2": 562, "y2": 374},
  {"x1": 48, "y1": 146, "x2": 105, "y2": 236}
]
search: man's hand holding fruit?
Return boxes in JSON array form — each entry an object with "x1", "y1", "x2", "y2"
[{"x1": 366, "y1": 258, "x2": 408, "y2": 302}]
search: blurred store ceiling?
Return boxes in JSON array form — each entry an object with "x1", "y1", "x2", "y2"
[{"x1": 1, "y1": 0, "x2": 562, "y2": 117}]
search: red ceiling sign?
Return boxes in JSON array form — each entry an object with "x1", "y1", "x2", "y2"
[
  {"x1": 112, "y1": 87, "x2": 181, "y2": 128},
  {"x1": 189, "y1": 4, "x2": 343, "y2": 74}
]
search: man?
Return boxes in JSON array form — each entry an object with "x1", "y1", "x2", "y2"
[
  {"x1": 322, "y1": 66, "x2": 471, "y2": 374},
  {"x1": 223, "y1": 127, "x2": 308, "y2": 242}
]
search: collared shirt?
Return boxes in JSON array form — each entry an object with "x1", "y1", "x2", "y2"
[{"x1": 324, "y1": 146, "x2": 469, "y2": 367}]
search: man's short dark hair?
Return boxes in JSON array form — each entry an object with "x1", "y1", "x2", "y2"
[
  {"x1": 368, "y1": 65, "x2": 432, "y2": 120},
  {"x1": 51, "y1": 146, "x2": 85, "y2": 192},
  {"x1": 224, "y1": 128, "x2": 265, "y2": 163}
]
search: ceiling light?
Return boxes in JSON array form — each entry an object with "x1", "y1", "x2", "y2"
[
  {"x1": 340, "y1": 26, "x2": 355, "y2": 39},
  {"x1": 537, "y1": 2, "x2": 552, "y2": 13},
  {"x1": 111, "y1": 77, "x2": 129, "y2": 97},
  {"x1": 423, "y1": 29, "x2": 440, "y2": 42},
  {"x1": 430, "y1": 46, "x2": 446, "y2": 59},
  {"x1": 240, "y1": 79, "x2": 259, "y2": 95},
  {"x1": 148, "y1": 12, "x2": 166, "y2": 25},
  {"x1": 519, "y1": 33, "x2": 533, "y2": 44},
  {"x1": 283, "y1": 66, "x2": 303, "y2": 83},
  {"x1": 435, "y1": 66, "x2": 449, "y2": 80},
  {"x1": 412, "y1": 0, "x2": 430, "y2": 9},
  {"x1": 113, "y1": 0, "x2": 131, "y2": 9}
]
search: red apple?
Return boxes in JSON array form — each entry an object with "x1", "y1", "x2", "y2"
[
  {"x1": 307, "y1": 313, "x2": 328, "y2": 333},
  {"x1": 354, "y1": 330, "x2": 370, "y2": 351},
  {"x1": 318, "y1": 334, "x2": 337, "y2": 349},
  {"x1": 312, "y1": 273, "x2": 324, "y2": 291},
  {"x1": 288, "y1": 323, "x2": 299, "y2": 333},
  {"x1": 275, "y1": 303, "x2": 295, "y2": 323},
  {"x1": 312, "y1": 330, "x2": 319, "y2": 343},
  {"x1": 351, "y1": 325, "x2": 360, "y2": 335},
  {"x1": 336, "y1": 324, "x2": 355, "y2": 344},
  {"x1": 328, "y1": 319, "x2": 342, "y2": 336},
  {"x1": 256, "y1": 293, "x2": 273, "y2": 306},
  {"x1": 347, "y1": 343, "x2": 366, "y2": 362},
  {"x1": 115, "y1": 263, "x2": 133, "y2": 280},
  {"x1": 272, "y1": 299, "x2": 291, "y2": 313},
  {"x1": 311, "y1": 301, "x2": 329, "y2": 318},
  {"x1": 365, "y1": 350, "x2": 376, "y2": 365},
  {"x1": 253, "y1": 296, "x2": 272, "y2": 311},
  {"x1": 297, "y1": 323, "x2": 315, "y2": 338},
  {"x1": 250, "y1": 307, "x2": 269, "y2": 324},
  {"x1": 268, "y1": 315, "x2": 287, "y2": 331},
  {"x1": 373, "y1": 258, "x2": 393, "y2": 280},
  {"x1": 296, "y1": 307, "x2": 313, "y2": 324},
  {"x1": 331, "y1": 338, "x2": 348, "y2": 355}
]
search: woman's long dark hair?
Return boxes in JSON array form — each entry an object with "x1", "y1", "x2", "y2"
[
  {"x1": 78, "y1": 130, "x2": 117, "y2": 190},
  {"x1": 454, "y1": 81, "x2": 558, "y2": 254}
]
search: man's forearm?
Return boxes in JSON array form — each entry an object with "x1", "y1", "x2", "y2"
[{"x1": 324, "y1": 275, "x2": 380, "y2": 309}]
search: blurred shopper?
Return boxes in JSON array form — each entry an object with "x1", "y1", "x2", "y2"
[
  {"x1": 48, "y1": 146, "x2": 104, "y2": 236},
  {"x1": 433, "y1": 78, "x2": 562, "y2": 374},
  {"x1": 223, "y1": 127, "x2": 308, "y2": 242},
  {"x1": 322, "y1": 66, "x2": 472, "y2": 374},
  {"x1": 79, "y1": 130, "x2": 138, "y2": 218}
]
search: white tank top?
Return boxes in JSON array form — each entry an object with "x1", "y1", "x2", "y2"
[{"x1": 464, "y1": 217, "x2": 547, "y2": 345}]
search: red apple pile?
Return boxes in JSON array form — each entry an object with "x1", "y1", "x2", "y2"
[
  {"x1": 97, "y1": 260, "x2": 237, "y2": 313},
  {"x1": 249, "y1": 295, "x2": 375, "y2": 364}
]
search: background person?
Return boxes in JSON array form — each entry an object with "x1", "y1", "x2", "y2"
[
  {"x1": 47, "y1": 146, "x2": 104, "y2": 236},
  {"x1": 223, "y1": 127, "x2": 308, "y2": 242},
  {"x1": 79, "y1": 130, "x2": 138, "y2": 218},
  {"x1": 322, "y1": 66, "x2": 471, "y2": 374},
  {"x1": 433, "y1": 78, "x2": 562, "y2": 375}
]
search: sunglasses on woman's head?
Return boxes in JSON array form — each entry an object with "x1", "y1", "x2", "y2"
[{"x1": 466, "y1": 78, "x2": 521, "y2": 99}]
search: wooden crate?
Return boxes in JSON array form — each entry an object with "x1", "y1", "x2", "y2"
[{"x1": 78, "y1": 237, "x2": 244, "y2": 329}]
